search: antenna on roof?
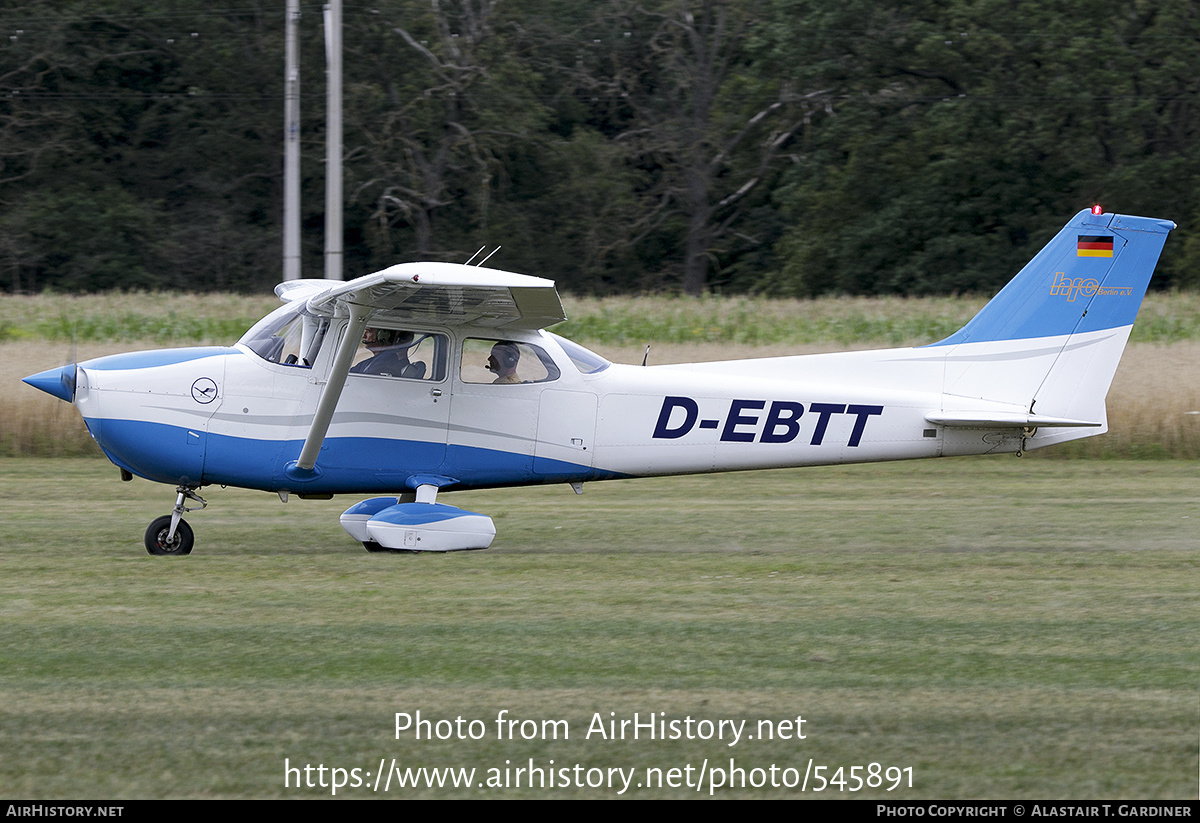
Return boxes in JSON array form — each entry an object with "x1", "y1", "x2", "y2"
[
  {"x1": 463, "y1": 246, "x2": 486, "y2": 266},
  {"x1": 477, "y1": 246, "x2": 502, "y2": 266}
]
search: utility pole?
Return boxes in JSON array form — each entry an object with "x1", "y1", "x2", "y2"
[
  {"x1": 323, "y1": 0, "x2": 343, "y2": 280},
  {"x1": 282, "y1": 0, "x2": 301, "y2": 280}
]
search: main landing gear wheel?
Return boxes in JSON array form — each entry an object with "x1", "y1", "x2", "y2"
[{"x1": 145, "y1": 515, "x2": 194, "y2": 556}]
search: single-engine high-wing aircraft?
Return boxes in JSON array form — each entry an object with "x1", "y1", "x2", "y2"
[{"x1": 23, "y1": 208, "x2": 1174, "y2": 555}]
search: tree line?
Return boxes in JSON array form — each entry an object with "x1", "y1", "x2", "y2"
[{"x1": 2, "y1": 0, "x2": 1198, "y2": 297}]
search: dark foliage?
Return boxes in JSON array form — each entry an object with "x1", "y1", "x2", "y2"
[{"x1": 0, "y1": 0, "x2": 1196, "y2": 295}]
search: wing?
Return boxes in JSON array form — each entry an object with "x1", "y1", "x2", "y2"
[
  {"x1": 302, "y1": 262, "x2": 565, "y2": 330},
  {"x1": 274, "y1": 278, "x2": 333, "y2": 304},
  {"x1": 284, "y1": 263, "x2": 565, "y2": 481}
]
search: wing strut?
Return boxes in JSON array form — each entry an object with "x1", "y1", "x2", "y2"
[{"x1": 287, "y1": 301, "x2": 371, "y2": 479}]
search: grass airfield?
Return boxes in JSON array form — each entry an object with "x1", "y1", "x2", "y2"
[
  {"x1": 1, "y1": 457, "x2": 1196, "y2": 798},
  {"x1": 4, "y1": 292, "x2": 1198, "y2": 797}
]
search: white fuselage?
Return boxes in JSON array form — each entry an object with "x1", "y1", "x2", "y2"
[{"x1": 69, "y1": 318, "x2": 1079, "y2": 497}]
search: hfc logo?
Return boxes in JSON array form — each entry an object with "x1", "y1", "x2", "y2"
[{"x1": 1049, "y1": 271, "x2": 1100, "y2": 302}]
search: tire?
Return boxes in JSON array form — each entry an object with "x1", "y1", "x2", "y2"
[
  {"x1": 145, "y1": 515, "x2": 194, "y2": 556},
  {"x1": 363, "y1": 541, "x2": 387, "y2": 553}
]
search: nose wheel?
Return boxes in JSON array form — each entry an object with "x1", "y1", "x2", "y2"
[
  {"x1": 145, "y1": 515, "x2": 194, "y2": 556},
  {"x1": 144, "y1": 485, "x2": 206, "y2": 556}
]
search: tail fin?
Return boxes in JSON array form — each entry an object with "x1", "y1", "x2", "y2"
[{"x1": 928, "y1": 208, "x2": 1174, "y2": 447}]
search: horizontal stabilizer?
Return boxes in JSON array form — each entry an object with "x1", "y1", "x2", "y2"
[{"x1": 925, "y1": 411, "x2": 1101, "y2": 429}]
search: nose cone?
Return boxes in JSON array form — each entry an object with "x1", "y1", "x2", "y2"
[{"x1": 22, "y1": 364, "x2": 77, "y2": 403}]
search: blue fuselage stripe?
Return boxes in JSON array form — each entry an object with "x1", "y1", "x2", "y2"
[
  {"x1": 86, "y1": 418, "x2": 624, "y2": 492},
  {"x1": 82, "y1": 347, "x2": 234, "y2": 370}
]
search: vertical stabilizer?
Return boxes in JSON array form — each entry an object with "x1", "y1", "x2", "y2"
[{"x1": 927, "y1": 209, "x2": 1173, "y2": 445}]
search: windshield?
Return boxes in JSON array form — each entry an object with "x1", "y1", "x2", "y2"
[{"x1": 240, "y1": 303, "x2": 330, "y2": 368}]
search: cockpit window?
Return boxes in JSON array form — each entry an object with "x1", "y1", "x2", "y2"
[
  {"x1": 547, "y1": 333, "x2": 610, "y2": 374},
  {"x1": 241, "y1": 305, "x2": 329, "y2": 368},
  {"x1": 460, "y1": 338, "x2": 561, "y2": 384},
  {"x1": 349, "y1": 328, "x2": 447, "y2": 381}
]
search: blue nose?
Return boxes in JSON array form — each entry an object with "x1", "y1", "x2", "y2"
[{"x1": 22, "y1": 365, "x2": 77, "y2": 403}]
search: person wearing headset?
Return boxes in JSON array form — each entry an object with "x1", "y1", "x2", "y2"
[
  {"x1": 352, "y1": 328, "x2": 423, "y2": 378},
  {"x1": 487, "y1": 341, "x2": 522, "y2": 384}
]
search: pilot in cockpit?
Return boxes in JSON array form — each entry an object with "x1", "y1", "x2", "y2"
[
  {"x1": 352, "y1": 328, "x2": 424, "y2": 378},
  {"x1": 487, "y1": 341, "x2": 522, "y2": 384}
]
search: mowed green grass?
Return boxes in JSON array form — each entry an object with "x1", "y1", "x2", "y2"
[{"x1": 0, "y1": 458, "x2": 1196, "y2": 798}]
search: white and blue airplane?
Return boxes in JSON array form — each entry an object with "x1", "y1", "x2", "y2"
[{"x1": 23, "y1": 207, "x2": 1174, "y2": 555}]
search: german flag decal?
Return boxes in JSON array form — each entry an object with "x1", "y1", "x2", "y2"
[{"x1": 1077, "y1": 235, "x2": 1114, "y2": 257}]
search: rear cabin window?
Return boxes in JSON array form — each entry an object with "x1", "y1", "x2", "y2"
[
  {"x1": 460, "y1": 338, "x2": 561, "y2": 385},
  {"x1": 548, "y1": 333, "x2": 610, "y2": 374}
]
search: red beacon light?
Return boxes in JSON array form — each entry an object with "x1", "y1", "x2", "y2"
[{"x1": 1091, "y1": 204, "x2": 1103, "y2": 215}]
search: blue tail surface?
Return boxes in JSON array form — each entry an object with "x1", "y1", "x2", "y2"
[{"x1": 931, "y1": 209, "x2": 1174, "y2": 347}]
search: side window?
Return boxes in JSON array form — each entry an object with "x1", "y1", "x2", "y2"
[
  {"x1": 350, "y1": 328, "x2": 447, "y2": 381},
  {"x1": 460, "y1": 338, "x2": 561, "y2": 385}
]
